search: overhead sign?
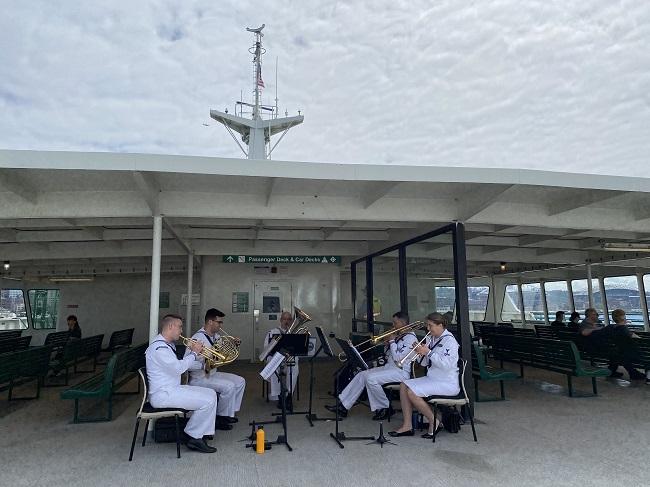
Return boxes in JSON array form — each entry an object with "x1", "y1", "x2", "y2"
[{"x1": 222, "y1": 255, "x2": 341, "y2": 264}]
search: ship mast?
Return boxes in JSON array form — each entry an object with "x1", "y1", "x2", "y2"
[{"x1": 210, "y1": 24, "x2": 304, "y2": 160}]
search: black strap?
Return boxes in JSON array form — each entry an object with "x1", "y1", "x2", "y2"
[
  {"x1": 152, "y1": 339, "x2": 179, "y2": 358},
  {"x1": 200, "y1": 332, "x2": 215, "y2": 346}
]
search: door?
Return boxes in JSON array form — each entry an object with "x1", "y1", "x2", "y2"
[{"x1": 253, "y1": 281, "x2": 292, "y2": 361}]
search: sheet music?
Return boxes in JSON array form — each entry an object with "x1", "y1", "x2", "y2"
[{"x1": 259, "y1": 351, "x2": 285, "y2": 380}]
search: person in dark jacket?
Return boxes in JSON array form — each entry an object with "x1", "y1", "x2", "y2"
[
  {"x1": 66, "y1": 315, "x2": 82, "y2": 339},
  {"x1": 567, "y1": 311, "x2": 581, "y2": 332},
  {"x1": 550, "y1": 311, "x2": 566, "y2": 329},
  {"x1": 603, "y1": 309, "x2": 644, "y2": 380}
]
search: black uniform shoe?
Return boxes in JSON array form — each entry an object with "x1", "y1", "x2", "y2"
[
  {"x1": 217, "y1": 415, "x2": 238, "y2": 424},
  {"x1": 325, "y1": 404, "x2": 347, "y2": 417},
  {"x1": 387, "y1": 429, "x2": 414, "y2": 437},
  {"x1": 215, "y1": 422, "x2": 233, "y2": 431},
  {"x1": 186, "y1": 438, "x2": 217, "y2": 453},
  {"x1": 203, "y1": 435, "x2": 214, "y2": 441},
  {"x1": 372, "y1": 408, "x2": 393, "y2": 421}
]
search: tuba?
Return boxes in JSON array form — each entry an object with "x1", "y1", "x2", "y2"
[{"x1": 258, "y1": 306, "x2": 312, "y2": 361}]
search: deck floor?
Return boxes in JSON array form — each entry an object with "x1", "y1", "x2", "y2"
[{"x1": 1, "y1": 359, "x2": 648, "y2": 487}]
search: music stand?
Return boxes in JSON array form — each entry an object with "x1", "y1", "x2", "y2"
[
  {"x1": 251, "y1": 334, "x2": 309, "y2": 452},
  {"x1": 302, "y1": 326, "x2": 336, "y2": 426},
  {"x1": 330, "y1": 338, "x2": 374, "y2": 449}
]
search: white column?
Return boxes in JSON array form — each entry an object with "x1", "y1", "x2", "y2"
[
  {"x1": 186, "y1": 252, "x2": 194, "y2": 335},
  {"x1": 599, "y1": 277, "x2": 609, "y2": 325},
  {"x1": 540, "y1": 281, "x2": 550, "y2": 325},
  {"x1": 586, "y1": 263, "x2": 594, "y2": 309},
  {"x1": 149, "y1": 215, "x2": 163, "y2": 342},
  {"x1": 637, "y1": 274, "x2": 649, "y2": 332},
  {"x1": 567, "y1": 279, "x2": 575, "y2": 312},
  {"x1": 517, "y1": 279, "x2": 526, "y2": 326}
]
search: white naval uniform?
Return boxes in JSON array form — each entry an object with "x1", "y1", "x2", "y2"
[
  {"x1": 145, "y1": 334, "x2": 217, "y2": 439},
  {"x1": 265, "y1": 327, "x2": 299, "y2": 400},
  {"x1": 184, "y1": 328, "x2": 246, "y2": 418},
  {"x1": 339, "y1": 332, "x2": 419, "y2": 412},
  {"x1": 404, "y1": 329, "x2": 460, "y2": 397}
]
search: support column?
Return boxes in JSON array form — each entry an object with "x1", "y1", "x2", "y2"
[
  {"x1": 186, "y1": 252, "x2": 194, "y2": 335},
  {"x1": 149, "y1": 215, "x2": 163, "y2": 342},
  {"x1": 637, "y1": 274, "x2": 649, "y2": 332},
  {"x1": 599, "y1": 277, "x2": 609, "y2": 325},
  {"x1": 540, "y1": 281, "x2": 550, "y2": 325},
  {"x1": 586, "y1": 263, "x2": 594, "y2": 309},
  {"x1": 517, "y1": 279, "x2": 526, "y2": 326}
]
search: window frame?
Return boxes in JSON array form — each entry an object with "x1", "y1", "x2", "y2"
[{"x1": 27, "y1": 288, "x2": 61, "y2": 330}]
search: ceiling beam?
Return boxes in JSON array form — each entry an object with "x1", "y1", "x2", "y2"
[
  {"x1": 547, "y1": 191, "x2": 630, "y2": 216},
  {"x1": 265, "y1": 178, "x2": 278, "y2": 207},
  {"x1": 132, "y1": 171, "x2": 161, "y2": 215},
  {"x1": 0, "y1": 170, "x2": 38, "y2": 204},
  {"x1": 360, "y1": 182, "x2": 399, "y2": 209},
  {"x1": 456, "y1": 184, "x2": 515, "y2": 221}
]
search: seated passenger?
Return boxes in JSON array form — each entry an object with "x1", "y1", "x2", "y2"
[
  {"x1": 567, "y1": 311, "x2": 581, "y2": 332},
  {"x1": 67, "y1": 315, "x2": 82, "y2": 339},
  {"x1": 602, "y1": 309, "x2": 645, "y2": 380},
  {"x1": 550, "y1": 311, "x2": 566, "y2": 329},
  {"x1": 388, "y1": 313, "x2": 459, "y2": 438},
  {"x1": 579, "y1": 308, "x2": 604, "y2": 336}
]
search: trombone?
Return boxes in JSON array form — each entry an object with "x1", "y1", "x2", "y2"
[
  {"x1": 396, "y1": 332, "x2": 431, "y2": 369},
  {"x1": 337, "y1": 320, "x2": 426, "y2": 362}
]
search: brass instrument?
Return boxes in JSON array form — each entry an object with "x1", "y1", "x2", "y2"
[
  {"x1": 396, "y1": 332, "x2": 431, "y2": 369},
  {"x1": 258, "y1": 306, "x2": 312, "y2": 361},
  {"x1": 337, "y1": 320, "x2": 426, "y2": 362},
  {"x1": 180, "y1": 333, "x2": 240, "y2": 372}
]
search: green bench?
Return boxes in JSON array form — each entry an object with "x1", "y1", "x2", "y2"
[
  {"x1": 73, "y1": 334, "x2": 105, "y2": 373},
  {"x1": 0, "y1": 330, "x2": 23, "y2": 341},
  {"x1": 492, "y1": 335, "x2": 610, "y2": 397},
  {"x1": 47, "y1": 334, "x2": 106, "y2": 386},
  {"x1": 534, "y1": 325, "x2": 557, "y2": 340},
  {"x1": 0, "y1": 335, "x2": 32, "y2": 354},
  {"x1": 60, "y1": 343, "x2": 146, "y2": 423},
  {"x1": 0, "y1": 346, "x2": 53, "y2": 400},
  {"x1": 471, "y1": 343, "x2": 519, "y2": 401}
]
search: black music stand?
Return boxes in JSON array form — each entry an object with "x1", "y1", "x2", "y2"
[
  {"x1": 271, "y1": 333, "x2": 311, "y2": 417},
  {"x1": 250, "y1": 334, "x2": 309, "y2": 452},
  {"x1": 303, "y1": 326, "x2": 336, "y2": 426},
  {"x1": 330, "y1": 337, "x2": 375, "y2": 449}
]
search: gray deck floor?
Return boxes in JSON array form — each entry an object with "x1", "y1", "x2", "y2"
[{"x1": 1, "y1": 359, "x2": 648, "y2": 487}]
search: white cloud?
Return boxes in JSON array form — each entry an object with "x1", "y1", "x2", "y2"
[{"x1": 1, "y1": 0, "x2": 649, "y2": 176}]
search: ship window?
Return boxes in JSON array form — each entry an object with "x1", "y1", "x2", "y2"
[
  {"x1": 0, "y1": 289, "x2": 28, "y2": 330},
  {"x1": 544, "y1": 281, "x2": 571, "y2": 318},
  {"x1": 425, "y1": 285, "x2": 489, "y2": 322},
  {"x1": 28, "y1": 289, "x2": 60, "y2": 330},
  {"x1": 521, "y1": 283, "x2": 544, "y2": 322},
  {"x1": 571, "y1": 279, "x2": 604, "y2": 317},
  {"x1": 501, "y1": 284, "x2": 522, "y2": 322},
  {"x1": 603, "y1": 276, "x2": 643, "y2": 326}
]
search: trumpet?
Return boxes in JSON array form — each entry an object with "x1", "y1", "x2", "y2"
[
  {"x1": 180, "y1": 334, "x2": 240, "y2": 371},
  {"x1": 337, "y1": 320, "x2": 426, "y2": 362},
  {"x1": 396, "y1": 332, "x2": 431, "y2": 369}
]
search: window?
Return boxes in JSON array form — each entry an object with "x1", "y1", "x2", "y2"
[
  {"x1": 28, "y1": 289, "x2": 60, "y2": 330},
  {"x1": 501, "y1": 284, "x2": 522, "y2": 322},
  {"x1": 571, "y1": 279, "x2": 604, "y2": 317},
  {"x1": 603, "y1": 276, "x2": 643, "y2": 326},
  {"x1": 521, "y1": 283, "x2": 545, "y2": 322},
  {"x1": 0, "y1": 289, "x2": 28, "y2": 330},
  {"x1": 544, "y1": 281, "x2": 571, "y2": 318},
  {"x1": 468, "y1": 286, "x2": 489, "y2": 321},
  {"x1": 645, "y1": 275, "x2": 650, "y2": 323},
  {"x1": 433, "y1": 286, "x2": 456, "y2": 314}
]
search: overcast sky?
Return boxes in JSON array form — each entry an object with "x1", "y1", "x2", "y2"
[{"x1": 1, "y1": 1, "x2": 649, "y2": 176}]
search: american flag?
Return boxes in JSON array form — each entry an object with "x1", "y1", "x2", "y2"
[{"x1": 257, "y1": 68, "x2": 265, "y2": 89}]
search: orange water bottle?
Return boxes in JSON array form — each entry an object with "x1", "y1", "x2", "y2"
[{"x1": 256, "y1": 425, "x2": 265, "y2": 454}]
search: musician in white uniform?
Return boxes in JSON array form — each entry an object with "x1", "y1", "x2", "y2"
[
  {"x1": 185, "y1": 308, "x2": 246, "y2": 430},
  {"x1": 264, "y1": 311, "x2": 299, "y2": 409},
  {"x1": 327, "y1": 311, "x2": 419, "y2": 421},
  {"x1": 388, "y1": 312, "x2": 459, "y2": 438},
  {"x1": 145, "y1": 314, "x2": 217, "y2": 453}
]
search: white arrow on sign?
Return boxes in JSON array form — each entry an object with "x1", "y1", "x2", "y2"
[{"x1": 226, "y1": 256, "x2": 234, "y2": 262}]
